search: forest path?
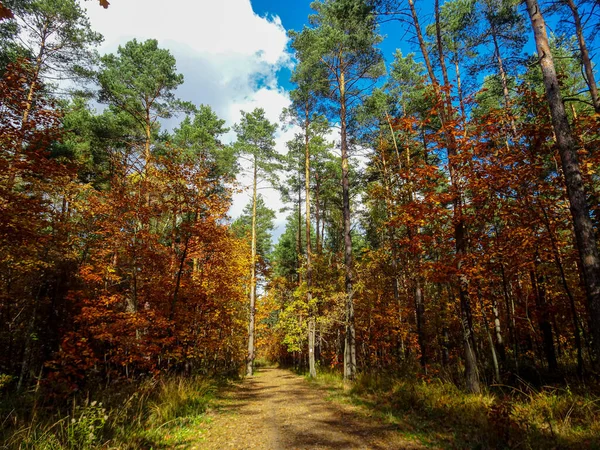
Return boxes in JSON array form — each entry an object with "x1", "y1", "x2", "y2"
[{"x1": 195, "y1": 367, "x2": 426, "y2": 450}]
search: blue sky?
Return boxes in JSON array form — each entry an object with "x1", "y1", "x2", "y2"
[
  {"x1": 250, "y1": 0, "x2": 434, "y2": 91},
  {"x1": 83, "y1": 0, "x2": 593, "y2": 238},
  {"x1": 249, "y1": 0, "x2": 587, "y2": 93}
]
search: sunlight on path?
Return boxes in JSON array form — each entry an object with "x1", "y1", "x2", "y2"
[{"x1": 195, "y1": 368, "x2": 426, "y2": 450}]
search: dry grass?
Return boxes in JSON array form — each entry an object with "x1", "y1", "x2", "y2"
[
  {"x1": 1, "y1": 375, "x2": 221, "y2": 449},
  {"x1": 308, "y1": 370, "x2": 600, "y2": 449}
]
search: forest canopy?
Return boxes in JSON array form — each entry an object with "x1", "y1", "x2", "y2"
[{"x1": 1, "y1": 0, "x2": 600, "y2": 447}]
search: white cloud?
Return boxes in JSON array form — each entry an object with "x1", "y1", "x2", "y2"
[
  {"x1": 228, "y1": 86, "x2": 300, "y2": 235},
  {"x1": 83, "y1": 0, "x2": 295, "y2": 233},
  {"x1": 85, "y1": 0, "x2": 290, "y2": 66}
]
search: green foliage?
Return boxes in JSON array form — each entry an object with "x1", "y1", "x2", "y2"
[
  {"x1": 0, "y1": 16, "x2": 28, "y2": 74},
  {"x1": 521, "y1": 34, "x2": 591, "y2": 112},
  {"x1": 52, "y1": 97, "x2": 117, "y2": 186},
  {"x1": 4, "y1": 0, "x2": 102, "y2": 79},
  {"x1": 272, "y1": 212, "x2": 303, "y2": 280},
  {"x1": 279, "y1": 286, "x2": 309, "y2": 353},
  {"x1": 469, "y1": 0, "x2": 527, "y2": 76},
  {"x1": 233, "y1": 107, "x2": 281, "y2": 186},
  {"x1": 170, "y1": 104, "x2": 236, "y2": 178},
  {"x1": 232, "y1": 195, "x2": 276, "y2": 262},
  {"x1": 98, "y1": 38, "x2": 191, "y2": 132},
  {"x1": 473, "y1": 73, "x2": 517, "y2": 117},
  {"x1": 65, "y1": 401, "x2": 108, "y2": 449},
  {"x1": 290, "y1": 0, "x2": 385, "y2": 117}
]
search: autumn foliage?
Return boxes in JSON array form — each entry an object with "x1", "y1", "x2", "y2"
[
  {"x1": 260, "y1": 81, "x2": 600, "y2": 386},
  {"x1": 1, "y1": 0, "x2": 600, "y2": 425},
  {"x1": 0, "y1": 58, "x2": 250, "y2": 391}
]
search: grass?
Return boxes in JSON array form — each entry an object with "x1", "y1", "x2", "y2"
[
  {"x1": 1, "y1": 375, "x2": 224, "y2": 449},
  {"x1": 306, "y1": 369, "x2": 600, "y2": 449}
]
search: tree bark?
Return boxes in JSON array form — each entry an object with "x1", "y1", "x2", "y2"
[
  {"x1": 247, "y1": 157, "x2": 258, "y2": 376},
  {"x1": 530, "y1": 264, "x2": 558, "y2": 372},
  {"x1": 541, "y1": 203, "x2": 584, "y2": 375},
  {"x1": 478, "y1": 291, "x2": 501, "y2": 383},
  {"x1": 340, "y1": 69, "x2": 356, "y2": 381},
  {"x1": 305, "y1": 104, "x2": 317, "y2": 379},
  {"x1": 489, "y1": 21, "x2": 518, "y2": 135},
  {"x1": 407, "y1": 0, "x2": 438, "y2": 86},
  {"x1": 526, "y1": 0, "x2": 600, "y2": 361},
  {"x1": 435, "y1": 0, "x2": 481, "y2": 393},
  {"x1": 8, "y1": 33, "x2": 45, "y2": 190},
  {"x1": 297, "y1": 180, "x2": 303, "y2": 283},
  {"x1": 565, "y1": 0, "x2": 600, "y2": 113},
  {"x1": 491, "y1": 296, "x2": 506, "y2": 363}
]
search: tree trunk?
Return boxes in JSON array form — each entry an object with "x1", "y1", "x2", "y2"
[
  {"x1": 452, "y1": 51, "x2": 467, "y2": 133},
  {"x1": 541, "y1": 203, "x2": 584, "y2": 375},
  {"x1": 566, "y1": 0, "x2": 600, "y2": 113},
  {"x1": 478, "y1": 291, "x2": 501, "y2": 383},
  {"x1": 499, "y1": 256, "x2": 519, "y2": 370},
  {"x1": 490, "y1": 22, "x2": 518, "y2": 135},
  {"x1": 297, "y1": 181, "x2": 302, "y2": 283},
  {"x1": 414, "y1": 279, "x2": 426, "y2": 368},
  {"x1": 145, "y1": 112, "x2": 152, "y2": 173},
  {"x1": 491, "y1": 296, "x2": 506, "y2": 363},
  {"x1": 407, "y1": 0, "x2": 438, "y2": 86},
  {"x1": 8, "y1": 39, "x2": 44, "y2": 189},
  {"x1": 315, "y1": 174, "x2": 321, "y2": 254},
  {"x1": 305, "y1": 105, "x2": 317, "y2": 379},
  {"x1": 530, "y1": 262, "x2": 559, "y2": 372},
  {"x1": 340, "y1": 69, "x2": 356, "y2": 381},
  {"x1": 169, "y1": 233, "x2": 191, "y2": 321},
  {"x1": 247, "y1": 158, "x2": 258, "y2": 376},
  {"x1": 526, "y1": 0, "x2": 600, "y2": 361},
  {"x1": 435, "y1": 0, "x2": 481, "y2": 393}
]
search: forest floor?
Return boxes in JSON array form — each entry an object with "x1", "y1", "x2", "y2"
[{"x1": 195, "y1": 367, "x2": 426, "y2": 449}]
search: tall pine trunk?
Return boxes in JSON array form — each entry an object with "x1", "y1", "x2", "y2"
[
  {"x1": 525, "y1": 0, "x2": 600, "y2": 361},
  {"x1": 407, "y1": 0, "x2": 481, "y2": 392},
  {"x1": 340, "y1": 69, "x2": 356, "y2": 381},
  {"x1": 565, "y1": 0, "x2": 600, "y2": 113},
  {"x1": 305, "y1": 105, "x2": 317, "y2": 379},
  {"x1": 247, "y1": 158, "x2": 258, "y2": 376},
  {"x1": 435, "y1": 0, "x2": 481, "y2": 393}
]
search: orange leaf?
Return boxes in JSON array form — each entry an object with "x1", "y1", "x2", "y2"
[{"x1": 0, "y1": 1, "x2": 13, "y2": 20}]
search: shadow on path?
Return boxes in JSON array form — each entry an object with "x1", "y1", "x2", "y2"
[{"x1": 197, "y1": 368, "x2": 426, "y2": 450}]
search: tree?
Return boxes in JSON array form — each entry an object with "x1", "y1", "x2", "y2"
[
  {"x1": 388, "y1": 0, "x2": 482, "y2": 392},
  {"x1": 2, "y1": 0, "x2": 102, "y2": 89},
  {"x1": 97, "y1": 39, "x2": 189, "y2": 174},
  {"x1": 3, "y1": 0, "x2": 101, "y2": 188},
  {"x1": 282, "y1": 109, "x2": 331, "y2": 377},
  {"x1": 233, "y1": 107, "x2": 279, "y2": 376},
  {"x1": 525, "y1": 0, "x2": 600, "y2": 362},
  {"x1": 0, "y1": 59, "x2": 72, "y2": 389},
  {"x1": 170, "y1": 104, "x2": 235, "y2": 179},
  {"x1": 232, "y1": 195, "x2": 276, "y2": 265},
  {"x1": 474, "y1": 0, "x2": 526, "y2": 132},
  {"x1": 289, "y1": 0, "x2": 384, "y2": 380},
  {"x1": 552, "y1": 0, "x2": 600, "y2": 112}
]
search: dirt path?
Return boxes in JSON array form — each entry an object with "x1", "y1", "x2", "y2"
[{"x1": 195, "y1": 368, "x2": 425, "y2": 449}]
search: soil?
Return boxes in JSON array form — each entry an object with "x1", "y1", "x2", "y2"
[{"x1": 195, "y1": 367, "x2": 426, "y2": 449}]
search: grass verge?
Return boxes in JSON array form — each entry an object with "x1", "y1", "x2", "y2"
[
  {"x1": 306, "y1": 370, "x2": 600, "y2": 449},
  {"x1": 1, "y1": 375, "x2": 224, "y2": 449}
]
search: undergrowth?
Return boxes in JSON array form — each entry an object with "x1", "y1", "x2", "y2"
[
  {"x1": 0, "y1": 375, "x2": 222, "y2": 449},
  {"x1": 307, "y1": 370, "x2": 600, "y2": 449}
]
